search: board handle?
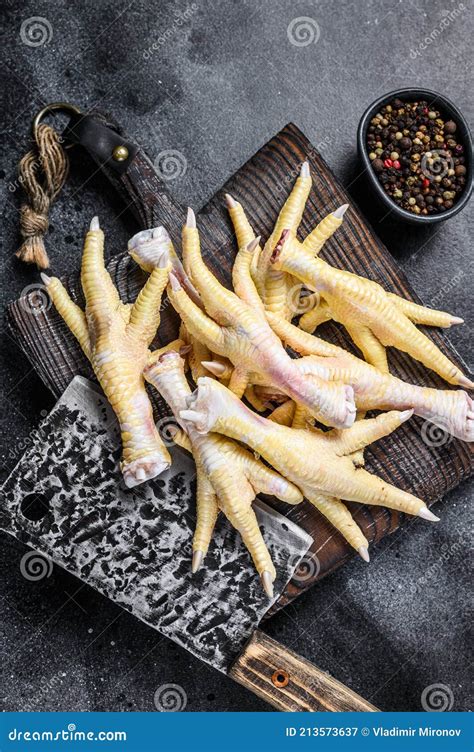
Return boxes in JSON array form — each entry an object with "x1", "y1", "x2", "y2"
[{"x1": 229, "y1": 629, "x2": 378, "y2": 712}]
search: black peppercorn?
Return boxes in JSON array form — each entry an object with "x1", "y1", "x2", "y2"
[{"x1": 366, "y1": 98, "x2": 466, "y2": 215}]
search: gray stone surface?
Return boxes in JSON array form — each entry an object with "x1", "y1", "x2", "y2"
[{"x1": 0, "y1": 0, "x2": 472, "y2": 713}]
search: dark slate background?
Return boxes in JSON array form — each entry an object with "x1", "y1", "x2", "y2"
[{"x1": 1, "y1": 0, "x2": 472, "y2": 712}]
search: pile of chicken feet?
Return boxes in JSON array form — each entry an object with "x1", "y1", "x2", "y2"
[{"x1": 43, "y1": 163, "x2": 474, "y2": 597}]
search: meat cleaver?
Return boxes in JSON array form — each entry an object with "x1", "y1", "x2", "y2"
[{"x1": 1, "y1": 375, "x2": 376, "y2": 711}]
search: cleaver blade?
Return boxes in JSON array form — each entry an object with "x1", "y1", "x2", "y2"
[{"x1": 0, "y1": 376, "x2": 313, "y2": 673}]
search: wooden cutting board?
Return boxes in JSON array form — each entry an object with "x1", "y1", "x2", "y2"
[{"x1": 7, "y1": 122, "x2": 473, "y2": 616}]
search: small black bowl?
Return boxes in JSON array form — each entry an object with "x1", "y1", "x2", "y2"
[{"x1": 357, "y1": 88, "x2": 473, "y2": 225}]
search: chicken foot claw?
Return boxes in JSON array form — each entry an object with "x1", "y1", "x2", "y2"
[
  {"x1": 267, "y1": 313, "x2": 474, "y2": 442},
  {"x1": 268, "y1": 187, "x2": 472, "y2": 386},
  {"x1": 180, "y1": 378, "x2": 439, "y2": 556},
  {"x1": 159, "y1": 210, "x2": 356, "y2": 429},
  {"x1": 144, "y1": 351, "x2": 302, "y2": 596},
  {"x1": 44, "y1": 217, "x2": 172, "y2": 487}
]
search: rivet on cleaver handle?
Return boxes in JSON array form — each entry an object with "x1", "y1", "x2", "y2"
[
  {"x1": 230, "y1": 630, "x2": 378, "y2": 712},
  {"x1": 65, "y1": 114, "x2": 139, "y2": 175},
  {"x1": 64, "y1": 112, "x2": 183, "y2": 230}
]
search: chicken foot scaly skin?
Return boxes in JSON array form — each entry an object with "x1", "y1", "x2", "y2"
[
  {"x1": 269, "y1": 216, "x2": 472, "y2": 388},
  {"x1": 137, "y1": 209, "x2": 357, "y2": 429},
  {"x1": 227, "y1": 162, "x2": 347, "y2": 321},
  {"x1": 264, "y1": 314, "x2": 474, "y2": 442},
  {"x1": 252, "y1": 162, "x2": 311, "y2": 319},
  {"x1": 227, "y1": 161, "x2": 471, "y2": 387},
  {"x1": 180, "y1": 378, "x2": 440, "y2": 558},
  {"x1": 128, "y1": 225, "x2": 202, "y2": 308},
  {"x1": 199, "y1": 205, "x2": 474, "y2": 440},
  {"x1": 42, "y1": 218, "x2": 172, "y2": 487},
  {"x1": 144, "y1": 351, "x2": 303, "y2": 597}
]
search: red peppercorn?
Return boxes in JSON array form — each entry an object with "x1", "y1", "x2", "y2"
[
  {"x1": 384, "y1": 159, "x2": 393, "y2": 168},
  {"x1": 393, "y1": 160, "x2": 401, "y2": 169},
  {"x1": 422, "y1": 178, "x2": 430, "y2": 188}
]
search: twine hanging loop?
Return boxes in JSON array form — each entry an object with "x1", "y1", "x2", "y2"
[{"x1": 16, "y1": 102, "x2": 81, "y2": 269}]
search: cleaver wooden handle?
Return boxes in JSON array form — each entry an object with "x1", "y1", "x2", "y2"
[{"x1": 230, "y1": 630, "x2": 378, "y2": 712}]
